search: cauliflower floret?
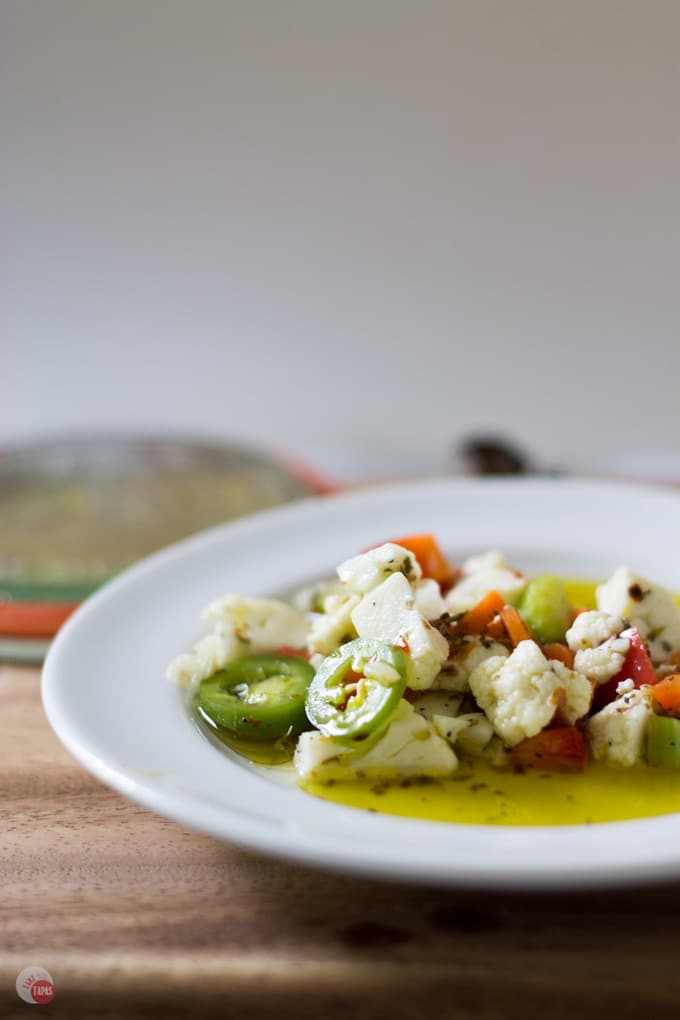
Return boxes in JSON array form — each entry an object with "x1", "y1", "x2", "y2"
[
  {"x1": 432, "y1": 712, "x2": 494, "y2": 755},
  {"x1": 566, "y1": 610, "x2": 630, "y2": 685},
  {"x1": 469, "y1": 640, "x2": 592, "y2": 747},
  {"x1": 587, "y1": 686, "x2": 654, "y2": 766},
  {"x1": 431, "y1": 635, "x2": 509, "y2": 692},
  {"x1": 351, "y1": 573, "x2": 449, "y2": 690},
  {"x1": 294, "y1": 700, "x2": 458, "y2": 781},
  {"x1": 566, "y1": 610, "x2": 626, "y2": 651},
  {"x1": 574, "y1": 636, "x2": 631, "y2": 684},
  {"x1": 167, "y1": 633, "x2": 236, "y2": 688},
  {"x1": 203, "y1": 595, "x2": 308, "y2": 646},
  {"x1": 551, "y1": 659, "x2": 595, "y2": 722},
  {"x1": 445, "y1": 550, "x2": 525, "y2": 614},
  {"x1": 337, "y1": 543, "x2": 421, "y2": 594},
  {"x1": 291, "y1": 579, "x2": 343, "y2": 613},
  {"x1": 462, "y1": 550, "x2": 510, "y2": 574},
  {"x1": 596, "y1": 566, "x2": 680, "y2": 665},
  {"x1": 307, "y1": 592, "x2": 360, "y2": 655},
  {"x1": 167, "y1": 596, "x2": 309, "y2": 689},
  {"x1": 293, "y1": 730, "x2": 353, "y2": 778},
  {"x1": 413, "y1": 578, "x2": 446, "y2": 621}
]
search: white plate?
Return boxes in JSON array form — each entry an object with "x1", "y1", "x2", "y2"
[{"x1": 42, "y1": 477, "x2": 680, "y2": 889}]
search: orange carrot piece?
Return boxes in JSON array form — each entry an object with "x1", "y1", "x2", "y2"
[
  {"x1": 0, "y1": 601, "x2": 79, "y2": 638},
  {"x1": 485, "y1": 615, "x2": 507, "y2": 641},
  {"x1": 500, "y1": 605, "x2": 533, "y2": 647},
  {"x1": 542, "y1": 643, "x2": 575, "y2": 669},
  {"x1": 389, "y1": 533, "x2": 453, "y2": 585},
  {"x1": 649, "y1": 674, "x2": 680, "y2": 716},
  {"x1": 456, "y1": 590, "x2": 506, "y2": 635}
]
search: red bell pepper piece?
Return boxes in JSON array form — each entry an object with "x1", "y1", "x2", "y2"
[
  {"x1": 276, "y1": 646, "x2": 311, "y2": 661},
  {"x1": 592, "y1": 629, "x2": 658, "y2": 708},
  {"x1": 510, "y1": 726, "x2": 588, "y2": 772}
]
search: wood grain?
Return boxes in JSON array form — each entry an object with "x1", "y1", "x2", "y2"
[{"x1": 2, "y1": 664, "x2": 680, "y2": 1019}]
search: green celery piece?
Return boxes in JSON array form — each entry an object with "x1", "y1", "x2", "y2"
[
  {"x1": 647, "y1": 714, "x2": 680, "y2": 767},
  {"x1": 517, "y1": 574, "x2": 573, "y2": 645}
]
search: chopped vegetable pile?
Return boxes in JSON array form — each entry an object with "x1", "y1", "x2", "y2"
[{"x1": 167, "y1": 534, "x2": 680, "y2": 783}]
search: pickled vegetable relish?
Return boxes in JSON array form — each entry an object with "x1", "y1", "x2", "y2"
[{"x1": 167, "y1": 535, "x2": 680, "y2": 825}]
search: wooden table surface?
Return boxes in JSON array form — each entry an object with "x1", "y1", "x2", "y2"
[{"x1": 3, "y1": 663, "x2": 680, "y2": 1019}]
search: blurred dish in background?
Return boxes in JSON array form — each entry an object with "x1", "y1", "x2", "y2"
[
  {"x1": 457, "y1": 435, "x2": 532, "y2": 476},
  {"x1": 0, "y1": 436, "x2": 330, "y2": 662},
  {"x1": 456, "y1": 435, "x2": 680, "y2": 487}
]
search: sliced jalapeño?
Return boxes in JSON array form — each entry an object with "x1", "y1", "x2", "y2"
[
  {"x1": 305, "y1": 637, "x2": 411, "y2": 742},
  {"x1": 197, "y1": 653, "x2": 315, "y2": 741}
]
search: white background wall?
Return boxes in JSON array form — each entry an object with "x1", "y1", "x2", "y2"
[{"x1": 3, "y1": 1, "x2": 679, "y2": 480}]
